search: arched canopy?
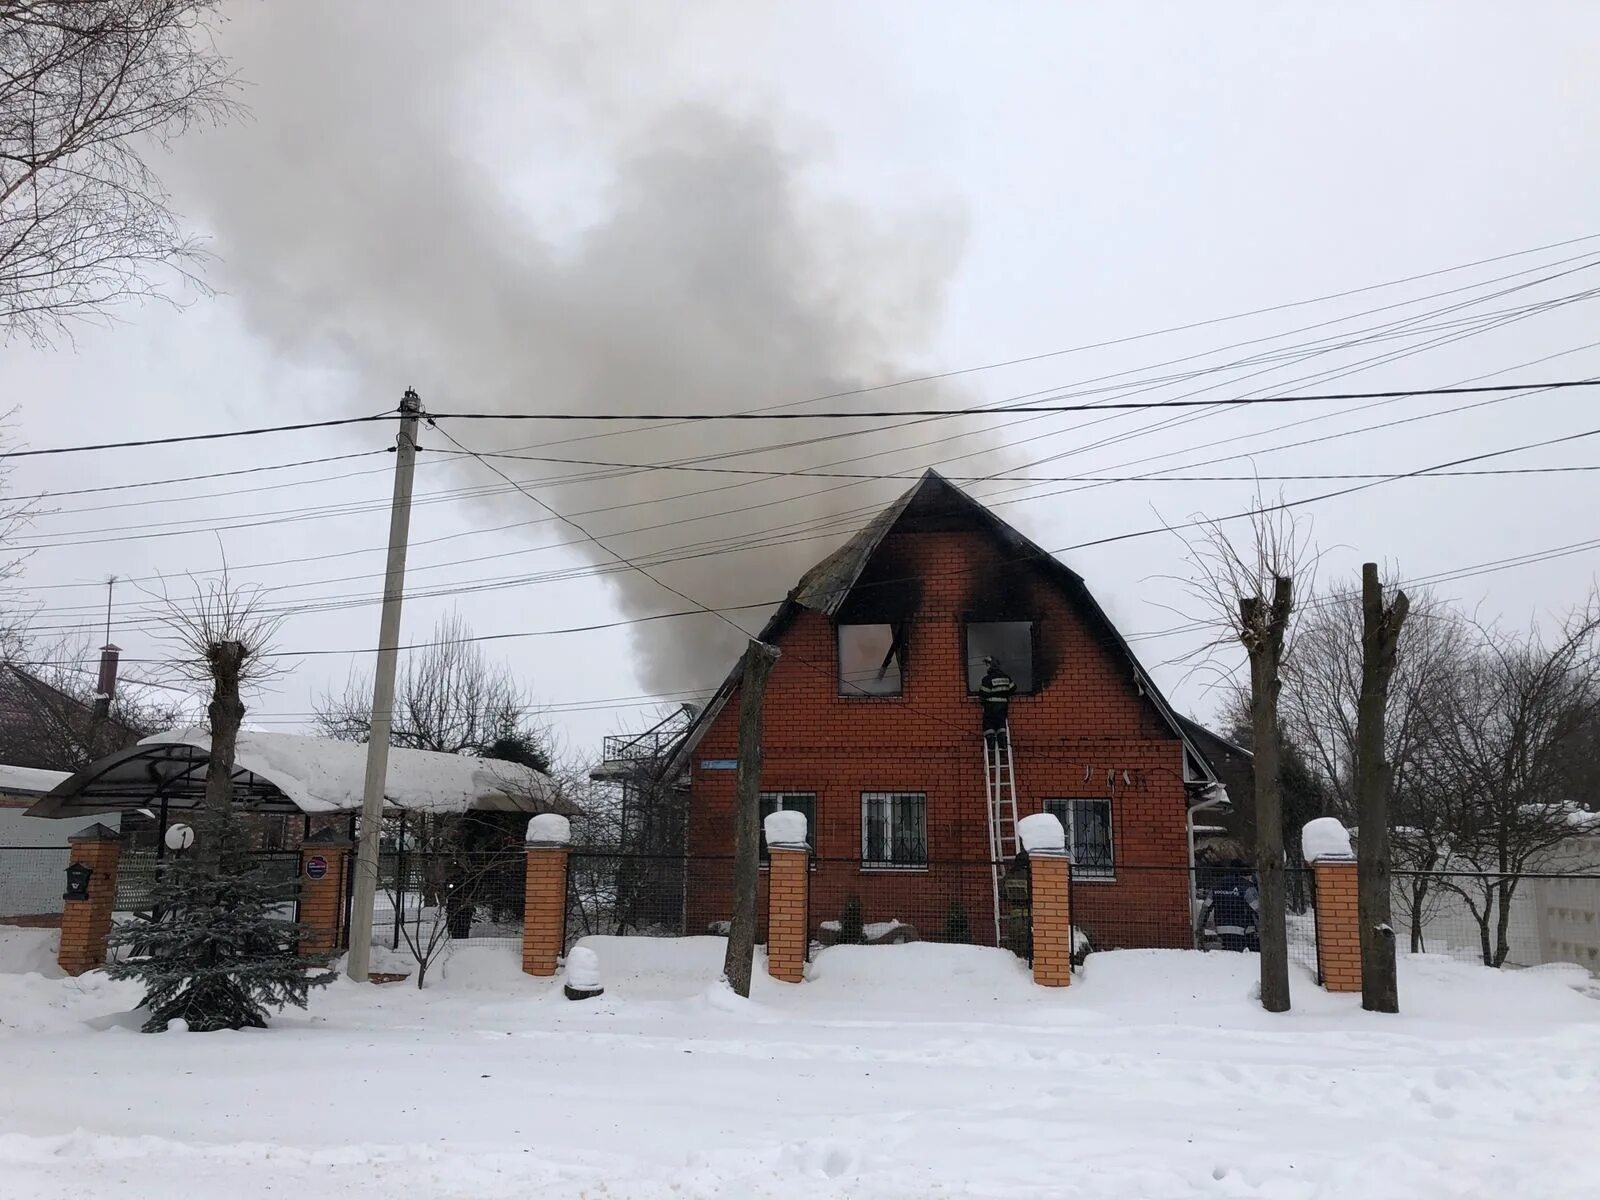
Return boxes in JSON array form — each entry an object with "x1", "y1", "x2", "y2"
[{"x1": 25, "y1": 728, "x2": 572, "y2": 820}]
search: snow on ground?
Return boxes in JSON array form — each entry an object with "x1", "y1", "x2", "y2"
[{"x1": 1, "y1": 927, "x2": 1598, "y2": 1199}]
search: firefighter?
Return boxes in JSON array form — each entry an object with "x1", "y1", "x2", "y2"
[
  {"x1": 978, "y1": 656, "x2": 1016, "y2": 746},
  {"x1": 1202, "y1": 858, "x2": 1260, "y2": 952}
]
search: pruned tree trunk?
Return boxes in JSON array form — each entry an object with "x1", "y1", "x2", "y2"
[
  {"x1": 198, "y1": 639, "x2": 246, "y2": 872},
  {"x1": 723, "y1": 639, "x2": 781, "y2": 998},
  {"x1": 1356, "y1": 564, "x2": 1408, "y2": 1013},
  {"x1": 1243, "y1": 576, "x2": 1293, "y2": 1014}
]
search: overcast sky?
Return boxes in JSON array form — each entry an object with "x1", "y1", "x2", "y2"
[{"x1": 4, "y1": 2, "x2": 1598, "y2": 764}]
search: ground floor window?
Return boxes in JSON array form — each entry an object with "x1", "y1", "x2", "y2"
[
  {"x1": 758, "y1": 792, "x2": 816, "y2": 859},
  {"x1": 1043, "y1": 798, "x2": 1114, "y2": 878},
  {"x1": 861, "y1": 792, "x2": 927, "y2": 868}
]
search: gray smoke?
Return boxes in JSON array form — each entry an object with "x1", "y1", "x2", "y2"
[{"x1": 173, "y1": 3, "x2": 983, "y2": 691}]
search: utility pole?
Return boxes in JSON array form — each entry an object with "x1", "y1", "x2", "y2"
[{"x1": 346, "y1": 388, "x2": 424, "y2": 982}]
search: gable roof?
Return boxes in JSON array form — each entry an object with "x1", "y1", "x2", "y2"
[
  {"x1": 0, "y1": 662, "x2": 145, "y2": 773},
  {"x1": 663, "y1": 470, "x2": 1219, "y2": 786}
]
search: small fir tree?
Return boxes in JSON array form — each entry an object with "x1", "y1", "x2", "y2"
[
  {"x1": 106, "y1": 808, "x2": 336, "y2": 1031},
  {"x1": 943, "y1": 900, "x2": 972, "y2": 944},
  {"x1": 109, "y1": 571, "x2": 333, "y2": 1032},
  {"x1": 838, "y1": 895, "x2": 865, "y2": 945}
]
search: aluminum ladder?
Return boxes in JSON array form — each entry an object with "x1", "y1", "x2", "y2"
[{"x1": 984, "y1": 723, "x2": 1020, "y2": 945}]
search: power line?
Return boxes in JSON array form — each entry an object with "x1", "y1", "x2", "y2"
[
  {"x1": 0, "y1": 412, "x2": 399, "y2": 461},
  {"x1": 27, "y1": 423, "x2": 1600, "y2": 651},
  {"x1": 9, "y1": 380, "x2": 1599, "y2": 465},
  {"x1": 122, "y1": 531, "x2": 1600, "y2": 725},
  {"x1": 422, "y1": 380, "x2": 1599, "y2": 423}
]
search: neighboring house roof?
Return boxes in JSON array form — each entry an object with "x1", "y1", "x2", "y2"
[
  {"x1": 662, "y1": 470, "x2": 1221, "y2": 787},
  {"x1": 0, "y1": 663, "x2": 144, "y2": 773},
  {"x1": 27, "y1": 727, "x2": 576, "y2": 820}
]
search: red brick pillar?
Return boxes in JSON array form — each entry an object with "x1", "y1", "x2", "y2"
[
  {"x1": 1030, "y1": 853, "x2": 1074, "y2": 987},
  {"x1": 523, "y1": 815, "x2": 571, "y2": 977},
  {"x1": 766, "y1": 844, "x2": 810, "y2": 983},
  {"x1": 1312, "y1": 858, "x2": 1361, "y2": 993},
  {"x1": 297, "y1": 837, "x2": 351, "y2": 959},
  {"x1": 58, "y1": 823, "x2": 121, "y2": 976},
  {"x1": 1021, "y1": 812, "x2": 1073, "y2": 987}
]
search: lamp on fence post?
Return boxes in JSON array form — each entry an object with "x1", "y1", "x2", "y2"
[{"x1": 164, "y1": 824, "x2": 195, "y2": 857}]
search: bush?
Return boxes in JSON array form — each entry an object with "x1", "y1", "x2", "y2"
[
  {"x1": 838, "y1": 895, "x2": 865, "y2": 945},
  {"x1": 943, "y1": 900, "x2": 971, "y2": 944}
]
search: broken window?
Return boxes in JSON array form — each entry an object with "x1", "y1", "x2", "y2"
[
  {"x1": 964, "y1": 621, "x2": 1035, "y2": 693},
  {"x1": 837, "y1": 623, "x2": 905, "y2": 696}
]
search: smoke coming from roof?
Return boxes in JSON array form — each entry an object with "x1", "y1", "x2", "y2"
[{"x1": 173, "y1": 4, "x2": 986, "y2": 691}]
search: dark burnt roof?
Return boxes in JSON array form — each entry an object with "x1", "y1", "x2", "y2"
[
  {"x1": 663, "y1": 470, "x2": 1219, "y2": 785},
  {"x1": 0, "y1": 662, "x2": 146, "y2": 773}
]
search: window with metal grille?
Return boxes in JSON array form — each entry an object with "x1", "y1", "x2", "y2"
[
  {"x1": 860, "y1": 792, "x2": 927, "y2": 868},
  {"x1": 964, "y1": 621, "x2": 1035, "y2": 693},
  {"x1": 1043, "y1": 798, "x2": 1114, "y2": 878},
  {"x1": 758, "y1": 792, "x2": 816, "y2": 861},
  {"x1": 837, "y1": 623, "x2": 905, "y2": 696}
]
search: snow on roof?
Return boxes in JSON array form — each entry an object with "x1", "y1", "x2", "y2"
[
  {"x1": 0, "y1": 763, "x2": 72, "y2": 798},
  {"x1": 136, "y1": 728, "x2": 560, "y2": 815}
]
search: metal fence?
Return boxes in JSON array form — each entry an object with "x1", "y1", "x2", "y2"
[
  {"x1": 0, "y1": 845, "x2": 69, "y2": 922},
  {"x1": 375, "y1": 850, "x2": 526, "y2": 948},
  {"x1": 565, "y1": 850, "x2": 697, "y2": 948},
  {"x1": 1392, "y1": 869, "x2": 1600, "y2": 973}
]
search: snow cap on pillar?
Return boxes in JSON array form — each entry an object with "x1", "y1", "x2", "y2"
[
  {"x1": 1301, "y1": 816, "x2": 1354, "y2": 863},
  {"x1": 763, "y1": 809, "x2": 807, "y2": 849},
  {"x1": 526, "y1": 813, "x2": 571, "y2": 846},
  {"x1": 1018, "y1": 812, "x2": 1067, "y2": 854}
]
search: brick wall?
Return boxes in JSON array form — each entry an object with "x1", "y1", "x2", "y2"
[{"x1": 686, "y1": 526, "x2": 1195, "y2": 949}]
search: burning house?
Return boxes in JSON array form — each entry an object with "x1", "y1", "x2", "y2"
[{"x1": 650, "y1": 470, "x2": 1227, "y2": 951}]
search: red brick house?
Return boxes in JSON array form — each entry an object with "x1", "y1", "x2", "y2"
[{"x1": 663, "y1": 471, "x2": 1227, "y2": 952}]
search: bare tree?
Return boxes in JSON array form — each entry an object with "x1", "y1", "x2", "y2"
[
  {"x1": 315, "y1": 609, "x2": 549, "y2": 767},
  {"x1": 1180, "y1": 500, "x2": 1315, "y2": 1013},
  {"x1": 384, "y1": 853, "x2": 511, "y2": 989},
  {"x1": 4, "y1": 631, "x2": 186, "y2": 766},
  {"x1": 150, "y1": 570, "x2": 281, "y2": 869},
  {"x1": 1354, "y1": 564, "x2": 1408, "y2": 1013},
  {"x1": 1, "y1": 1, "x2": 238, "y2": 344},
  {"x1": 1277, "y1": 580, "x2": 1469, "y2": 955},
  {"x1": 1413, "y1": 600, "x2": 1600, "y2": 967},
  {"x1": 723, "y1": 639, "x2": 780, "y2": 999}
]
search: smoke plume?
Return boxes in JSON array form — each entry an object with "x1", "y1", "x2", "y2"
[{"x1": 173, "y1": 3, "x2": 979, "y2": 691}]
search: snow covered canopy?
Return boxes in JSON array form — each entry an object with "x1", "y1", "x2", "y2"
[{"x1": 24, "y1": 728, "x2": 573, "y2": 820}]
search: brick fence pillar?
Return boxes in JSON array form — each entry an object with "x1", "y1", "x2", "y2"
[
  {"x1": 1312, "y1": 858, "x2": 1362, "y2": 992},
  {"x1": 523, "y1": 814, "x2": 572, "y2": 977},
  {"x1": 1030, "y1": 852, "x2": 1073, "y2": 987},
  {"x1": 297, "y1": 836, "x2": 351, "y2": 959},
  {"x1": 766, "y1": 842, "x2": 810, "y2": 984},
  {"x1": 58, "y1": 823, "x2": 121, "y2": 976},
  {"x1": 1020, "y1": 812, "x2": 1073, "y2": 988}
]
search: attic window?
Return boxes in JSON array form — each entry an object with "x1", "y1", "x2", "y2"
[
  {"x1": 964, "y1": 621, "x2": 1035, "y2": 693},
  {"x1": 837, "y1": 623, "x2": 904, "y2": 696}
]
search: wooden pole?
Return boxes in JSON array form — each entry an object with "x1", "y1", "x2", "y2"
[
  {"x1": 1357, "y1": 563, "x2": 1409, "y2": 1013},
  {"x1": 723, "y1": 639, "x2": 781, "y2": 998}
]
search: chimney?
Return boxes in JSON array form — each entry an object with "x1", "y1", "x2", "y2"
[{"x1": 92, "y1": 644, "x2": 121, "y2": 719}]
